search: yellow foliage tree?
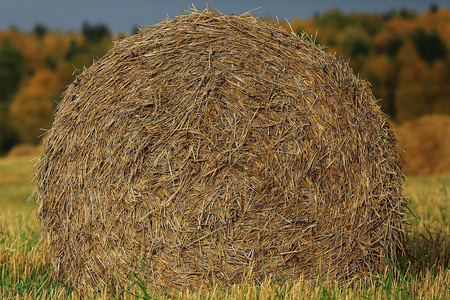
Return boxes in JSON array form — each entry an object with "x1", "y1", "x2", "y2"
[
  {"x1": 9, "y1": 69, "x2": 57, "y2": 144},
  {"x1": 395, "y1": 41, "x2": 429, "y2": 122},
  {"x1": 364, "y1": 55, "x2": 398, "y2": 118}
]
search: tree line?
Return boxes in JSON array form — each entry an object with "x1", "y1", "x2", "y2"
[
  {"x1": 277, "y1": 6, "x2": 450, "y2": 122},
  {"x1": 0, "y1": 6, "x2": 449, "y2": 154},
  {"x1": 0, "y1": 22, "x2": 116, "y2": 154}
]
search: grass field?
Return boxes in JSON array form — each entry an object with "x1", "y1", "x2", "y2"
[{"x1": 1, "y1": 154, "x2": 449, "y2": 299}]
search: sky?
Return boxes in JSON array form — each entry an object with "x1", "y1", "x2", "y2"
[{"x1": 1, "y1": 0, "x2": 450, "y2": 34}]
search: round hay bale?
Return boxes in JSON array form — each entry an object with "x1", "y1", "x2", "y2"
[
  {"x1": 394, "y1": 114, "x2": 450, "y2": 175},
  {"x1": 7, "y1": 144, "x2": 40, "y2": 157},
  {"x1": 35, "y1": 10, "x2": 406, "y2": 292}
]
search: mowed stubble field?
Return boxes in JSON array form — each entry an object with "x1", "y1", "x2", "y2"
[{"x1": 0, "y1": 154, "x2": 449, "y2": 299}]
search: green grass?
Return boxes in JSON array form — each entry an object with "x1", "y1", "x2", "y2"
[{"x1": 1, "y1": 155, "x2": 449, "y2": 299}]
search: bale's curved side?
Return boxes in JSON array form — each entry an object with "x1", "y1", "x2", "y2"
[{"x1": 35, "y1": 10, "x2": 406, "y2": 292}]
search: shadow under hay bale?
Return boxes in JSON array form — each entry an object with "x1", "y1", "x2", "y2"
[{"x1": 35, "y1": 9, "x2": 406, "y2": 293}]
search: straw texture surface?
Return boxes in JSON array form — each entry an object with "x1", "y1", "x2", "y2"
[{"x1": 35, "y1": 9, "x2": 406, "y2": 292}]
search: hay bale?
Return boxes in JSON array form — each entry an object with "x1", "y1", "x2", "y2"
[
  {"x1": 395, "y1": 114, "x2": 450, "y2": 175},
  {"x1": 7, "y1": 144, "x2": 40, "y2": 157},
  {"x1": 35, "y1": 9, "x2": 406, "y2": 292}
]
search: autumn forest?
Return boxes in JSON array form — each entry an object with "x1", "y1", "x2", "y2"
[{"x1": 0, "y1": 6, "x2": 449, "y2": 154}]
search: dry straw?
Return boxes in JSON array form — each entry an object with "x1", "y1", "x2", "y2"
[{"x1": 35, "y1": 7, "x2": 406, "y2": 293}]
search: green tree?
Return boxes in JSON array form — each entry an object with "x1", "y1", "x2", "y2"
[
  {"x1": 81, "y1": 21, "x2": 111, "y2": 43},
  {"x1": 315, "y1": 9, "x2": 348, "y2": 29},
  {"x1": 386, "y1": 34, "x2": 404, "y2": 58},
  {"x1": 363, "y1": 56, "x2": 399, "y2": 119},
  {"x1": 429, "y1": 3, "x2": 439, "y2": 14},
  {"x1": 341, "y1": 29, "x2": 371, "y2": 58},
  {"x1": 410, "y1": 28, "x2": 447, "y2": 64},
  {"x1": 383, "y1": 8, "x2": 417, "y2": 20},
  {"x1": 0, "y1": 41, "x2": 27, "y2": 153},
  {"x1": 33, "y1": 23, "x2": 48, "y2": 38},
  {"x1": 0, "y1": 110, "x2": 18, "y2": 155},
  {"x1": 131, "y1": 24, "x2": 140, "y2": 35},
  {"x1": 65, "y1": 38, "x2": 82, "y2": 60},
  {"x1": 0, "y1": 41, "x2": 26, "y2": 108}
]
